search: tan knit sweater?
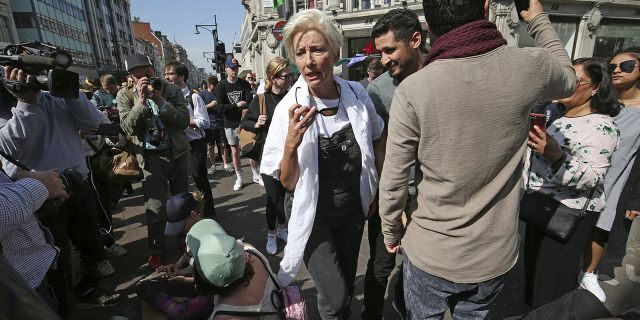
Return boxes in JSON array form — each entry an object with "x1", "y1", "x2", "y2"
[{"x1": 378, "y1": 13, "x2": 577, "y2": 283}]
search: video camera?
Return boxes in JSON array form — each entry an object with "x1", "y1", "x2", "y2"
[{"x1": 0, "y1": 41, "x2": 79, "y2": 98}]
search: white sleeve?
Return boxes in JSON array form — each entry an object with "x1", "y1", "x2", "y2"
[{"x1": 192, "y1": 94, "x2": 210, "y2": 129}]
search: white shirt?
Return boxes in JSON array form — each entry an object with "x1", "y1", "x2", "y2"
[
  {"x1": 182, "y1": 87, "x2": 209, "y2": 141},
  {"x1": 311, "y1": 96, "x2": 350, "y2": 138}
]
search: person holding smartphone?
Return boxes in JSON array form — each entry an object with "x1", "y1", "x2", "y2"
[{"x1": 523, "y1": 58, "x2": 620, "y2": 307}]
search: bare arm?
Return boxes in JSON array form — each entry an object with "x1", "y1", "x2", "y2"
[{"x1": 279, "y1": 104, "x2": 316, "y2": 191}]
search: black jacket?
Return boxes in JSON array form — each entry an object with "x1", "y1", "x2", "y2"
[{"x1": 240, "y1": 90, "x2": 287, "y2": 134}]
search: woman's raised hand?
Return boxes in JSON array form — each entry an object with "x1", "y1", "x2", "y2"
[
  {"x1": 528, "y1": 125, "x2": 563, "y2": 162},
  {"x1": 285, "y1": 104, "x2": 316, "y2": 149}
]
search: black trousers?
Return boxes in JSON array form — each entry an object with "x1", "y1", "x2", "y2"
[
  {"x1": 304, "y1": 214, "x2": 365, "y2": 320},
  {"x1": 39, "y1": 181, "x2": 105, "y2": 314},
  {"x1": 362, "y1": 212, "x2": 400, "y2": 320},
  {"x1": 189, "y1": 138, "x2": 216, "y2": 217},
  {"x1": 524, "y1": 211, "x2": 599, "y2": 308},
  {"x1": 89, "y1": 156, "x2": 115, "y2": 247},
  {"x1": 261, "y1": 174, "x2": 286, "y2": 230}
]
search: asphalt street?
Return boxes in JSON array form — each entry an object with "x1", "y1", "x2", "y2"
[{"x1": 69, "y1": 159, "x2": 640, "y2": 320}]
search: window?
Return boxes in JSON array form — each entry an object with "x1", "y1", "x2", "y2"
[
  {"x1": 516, "y1": 17, "x2": 579, "y2": 59},
  {"x1": 13, "y1": 12, "x2": 36, "y2": 28},
  {"x1": 593, "y1": 21, "x2": 640, "y2": 58}
]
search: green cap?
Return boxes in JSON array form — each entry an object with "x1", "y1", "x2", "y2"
[{"x1": 186, "y1": 219, "x2": 245, "y2": 287}]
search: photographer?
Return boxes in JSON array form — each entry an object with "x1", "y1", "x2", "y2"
[
  {"x1": 0, "y1": 66, "x2": 120, "y2": 312},
  {"x1": 90, "y1": 74, "x2": 119, "y2": 119},
  {"x1": 116, "y1": 54, "x2": 190, "y2": 270}
]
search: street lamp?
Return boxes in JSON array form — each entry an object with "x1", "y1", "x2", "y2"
[{"x1": 195, "y1": 16, "x2": 220, "y2": 72}]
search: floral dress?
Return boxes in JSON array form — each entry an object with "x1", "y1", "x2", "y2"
[{"x1": 525, "y1": 113, "x2": 620, "y2": 212}]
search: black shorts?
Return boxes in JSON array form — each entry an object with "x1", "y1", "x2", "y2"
[{"x1": 204, "y1": 128, "x2": 225, "y2": 146}]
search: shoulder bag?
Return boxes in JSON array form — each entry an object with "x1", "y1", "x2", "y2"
[
  {"x1": 213, "y1": 248, "x2": 307, "y2": 320},
  {"x1": 239, "y1": 93, "x2": 267, "y2": 161},
  {"x1": 519, "y1": 150, "x2": 597, "y2": 243}
]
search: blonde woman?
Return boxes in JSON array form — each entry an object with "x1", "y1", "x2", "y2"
[
  {"x1": 241, "y1": 57, "x2": 293, "y2": 255},
  {"x1": 260, "y1": 9, "x2": 385, "y2": 319}
]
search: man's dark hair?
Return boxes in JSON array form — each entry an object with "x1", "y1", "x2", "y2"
[
  {"x1": 422, "y1": 0, "x2": 485, "y2": 37},
  {"x1": 207, "y1": 75, "x2": 218, "y2": 86},
  {"x1": 372, "y1": 9, "x2": 423, "y2": 47},
  {"x1": 166, "y1": 61, "x2": 189, "y2": 82}
]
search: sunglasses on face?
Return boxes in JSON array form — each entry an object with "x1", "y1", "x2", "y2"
[
  {"x1": 274, "y1": 74, "x2": 293, "y2": 80},
  {"x1": 609, "y1": 60, "x2": 638, "y2": 74}
]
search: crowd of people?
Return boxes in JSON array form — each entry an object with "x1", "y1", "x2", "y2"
[{"x1": 1, "y1": 0, "x2": 639, "y2": 319}]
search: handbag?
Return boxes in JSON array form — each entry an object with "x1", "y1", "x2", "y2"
[
  {"x1": 111, "y1": 150, "x2": 142, "y2": 181},
  {"x1": 239, "y1": 93, "x2": 267, "y2": 161},
  {"x1": 520, "y1": 150, "x2": 597, "y2": 243},
  {"x1": 214, "y1": 248, "x2": 308, "y2": 320}
]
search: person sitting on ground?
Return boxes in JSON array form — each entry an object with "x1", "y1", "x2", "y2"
[
  {"x1": 186, "y1": 219, "x2": 284, "y2": 319},
  {"x1": 136, "y1": 192, "x2": 214, "y2": 320}
]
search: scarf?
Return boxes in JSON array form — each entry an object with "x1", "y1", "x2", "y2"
[{"x1": 423, "y1": 20, "x2": 507, "y2": 66}]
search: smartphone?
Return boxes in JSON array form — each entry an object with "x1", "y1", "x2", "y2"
[
  {"x1": 515, "y1": 0, "x2": 530, "y2": 20},
  {"x1": 529, "y1": 113, "x2": 546, "y2": 138}
]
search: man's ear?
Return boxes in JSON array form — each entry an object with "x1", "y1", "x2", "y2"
[{"x1": 410, "y1": 31, "x2": 422, "y2": 49}]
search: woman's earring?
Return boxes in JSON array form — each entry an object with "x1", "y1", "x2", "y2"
[{"x1": 592, "y1": 91, "x2": 597, "y2": 96}]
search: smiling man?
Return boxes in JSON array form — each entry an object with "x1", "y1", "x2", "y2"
[{"x1": 363, "y1": 8, "x2": 426, "y2": 320}]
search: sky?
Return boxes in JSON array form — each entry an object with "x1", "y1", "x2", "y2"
[{"x1": 130, "y1": 0, "x2": 246, "y2": 72}]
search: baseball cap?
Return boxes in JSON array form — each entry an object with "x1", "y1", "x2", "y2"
[
  {"x1": 125, "y1": 54, "x2": 153, "y2": 72},
  {"x1": 186, "y1": 219, "x2": 245, "y2": 288},
  {"x1": 164, "y1": 193, "x2": 199, "y2": 236},
  {"x1": 225, "y1": 56, "x2": 241, "y2": 69}
]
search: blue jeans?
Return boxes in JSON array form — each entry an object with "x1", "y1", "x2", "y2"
[{"x1": 403, "y1": 255, "x2": 505, "y2": 320}]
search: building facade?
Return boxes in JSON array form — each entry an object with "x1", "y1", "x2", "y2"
[
  {"x1": 9, "y1": 0, "x2": 98, "y2": 79},
  {"x1": 240, "y1": 0, "x2": 640, "y2": 81},
  {"x1": 0, "y1": 0, "x2": 18, "y2": 44},
  {"x1": 83, "y1": 0, "x2": 134, "y2": 78}
]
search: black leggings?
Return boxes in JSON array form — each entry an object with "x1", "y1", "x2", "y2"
[{"x1": 261, "y1": 174, "x2": 286, "y2": 230}]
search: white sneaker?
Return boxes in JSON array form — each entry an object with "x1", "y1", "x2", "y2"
[
  {"x1": 207, "y1": 164, "x2": 216, "y2": 175},
  {"x1": 104, "y1": 244, "x2": 127, "y2": 257},
  {"x1": 97, "y1": 260, "x2": 115, "y2": 277},
  {"x1": 276, "y1": 228, "x2": 288, "y2": 243},
  {"x1": 253, "y1": 175, "x2": 264, "y2": 186},
  {"x1": 224, "y1": 164, "x2": 233, "y2": 172},
  {"x1": 233, "y1": 177, "x2": 243, "y2": 191},
  {"x1": 266, "y1": 233, "x2": 277, "y2": 255},
  {"x1": 580, "y1": 272, "x2": 606, "y2": 302}
]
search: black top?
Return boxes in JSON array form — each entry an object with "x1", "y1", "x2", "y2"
[
  {"x1": 215, "y1": 78, "x2": 254, "y2": 128},
  {"x1": 240, "y1": 90, "x2": 287, "y2": 134},
  {"x1": 619, "y1": 152, "x2": 640, "y2": 212}
]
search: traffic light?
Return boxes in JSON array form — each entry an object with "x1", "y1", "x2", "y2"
[{"x1": 216, "y1": 41, "x2": 226, "y2": 71}]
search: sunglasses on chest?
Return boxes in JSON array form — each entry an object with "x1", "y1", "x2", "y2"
[
  {"x1": 609, "y1": 60, "x2": 639, "y2": 74},
  {"x1": 294, "y1": 84, "x2": 341, "y2": 117}
]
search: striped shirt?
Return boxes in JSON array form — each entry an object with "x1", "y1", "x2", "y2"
[{"x1": 0, "y1": 171, "x2": 58, "y2": 288}]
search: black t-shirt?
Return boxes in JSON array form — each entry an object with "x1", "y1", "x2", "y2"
[{"x1": 215, "y1": 78, "x2": 253, "y2": 128}]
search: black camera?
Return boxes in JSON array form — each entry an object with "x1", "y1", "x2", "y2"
[
  {"x1": 149, "y1": 128, "x2": 166, "y2": 146},
  {"x1": 149, "y1": 77, "x2": 163, "y2": 91},
  {"x1": 39, "y1": 168, "x2": 84, "y2": 212},
  {"x1": 0, "y1": 42, "x2": 79, "y2": 98}
]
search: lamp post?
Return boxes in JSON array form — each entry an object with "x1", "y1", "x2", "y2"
[{"x1": 195, "y1": 16, "x2": 220, "y2": 73}]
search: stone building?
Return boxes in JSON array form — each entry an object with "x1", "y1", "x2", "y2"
[{"x1": 240, "y1": 0, "x2": 640, "y2": 81}]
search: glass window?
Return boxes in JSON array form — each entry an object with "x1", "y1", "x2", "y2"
[
  {"x1": 593, "y1": 22, "x2": 640, "y2": 59},
  {"x1": 516, "y1": 18, "x2": 579, "y2": 58},
  {"x1": 13, "y1": 12, "x2": 36, "y2": 28}
]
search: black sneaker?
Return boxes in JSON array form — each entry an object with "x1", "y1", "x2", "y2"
[{"x1": 75, "y1": 289, "x2": 121, "y2": 309}]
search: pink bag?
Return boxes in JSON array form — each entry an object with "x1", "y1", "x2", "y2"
[{"x1": 282, "y1": 286, "x2": 307, "y2": 320}]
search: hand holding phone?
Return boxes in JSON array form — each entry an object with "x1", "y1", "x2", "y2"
[{"x1": 529, "y1": 113, "x2": 546, "y2": 139}]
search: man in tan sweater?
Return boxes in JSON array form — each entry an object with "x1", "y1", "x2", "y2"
[{"x1": 378, "y1": 0, "x2": 576, "y2": 318}]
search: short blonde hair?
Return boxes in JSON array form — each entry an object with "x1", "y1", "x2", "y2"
[
  {"x1": 282, "y1": 9, "x2": 343, "y2": 61},
  {"x1": 264, "y1": 57, "x2": 291, "y2": 91}
]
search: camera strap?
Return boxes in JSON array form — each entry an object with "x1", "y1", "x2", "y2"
[{"x1": 0, "y1": 149, "x2": 32, "y2": 171}]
